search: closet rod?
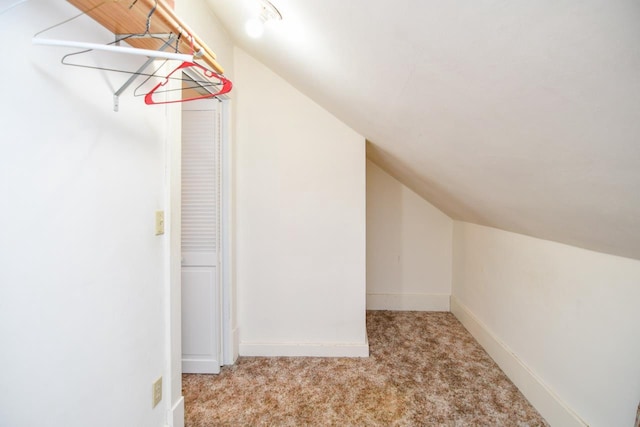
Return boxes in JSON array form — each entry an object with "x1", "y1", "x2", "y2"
[{"x1": 33, "y1": 37, "x2": 193, "y2": 62}]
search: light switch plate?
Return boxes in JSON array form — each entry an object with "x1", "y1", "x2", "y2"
[
  {"x1": 155, "y1": 211, "x2": 165, "y2": 235},
  {"x1": 152, "y1": 376, "x2": 162, "y2": 408}
]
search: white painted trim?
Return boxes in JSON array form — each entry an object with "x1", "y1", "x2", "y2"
[
  {"x1": 169, "y1": 396, "x2": 184, "y2": 427},
  {"x1": 182, "y1": 359, "x2": 221, "y2": 374},
  {"x1": 450, "y1": 296, "x2": 587, "y2": 427},
  {"x1": 366, "y1": 293, "x2": 450, "y2": 311},
  {"x1": 239, "y1": 340, "x2": 370, "y2": 358},
  {"x1": 231, "y1": 327, "x2": 240, "y2": 362},
  {"x1": 164, "y1": 75, "x2": 183, "y2": 427},
  {"x1": 220, "y1": 99, "x2": 234, "y2": 366}
]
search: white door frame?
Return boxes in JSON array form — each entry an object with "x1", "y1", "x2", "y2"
[
  {"x1": 165, "y1": 96, "x2": 234, "y2": 426},
  {"x1": 179, "y1": 97, "x2": 234, "y2": 368},
  {"x1": 219, "y1": 98, "x2": 236, "y2": 365},
  {"x1": 181, "y1": 101, "x2": 222, "y2": 374}
]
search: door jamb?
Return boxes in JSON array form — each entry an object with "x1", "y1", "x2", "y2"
[{"x1": 220, "y1": 98, "x2": 236, "y2": 365}]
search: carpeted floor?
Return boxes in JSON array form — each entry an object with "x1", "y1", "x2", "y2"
[{"x1": 183, "y1": 311, "x2": 548, "y2": 426}]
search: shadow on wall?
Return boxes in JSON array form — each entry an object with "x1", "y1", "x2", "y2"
[{"x1": 366, "y1": 158, "x2": 404, "y2": 295}]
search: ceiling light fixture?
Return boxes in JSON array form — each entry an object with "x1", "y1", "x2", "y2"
[{"x1": 245, "y1": 0, "x2": 282, "y2": 39}]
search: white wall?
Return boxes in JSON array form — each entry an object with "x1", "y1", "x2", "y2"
[
  {"x1": 452, "y1": 222, "x2": 640, "y2": 427},
  {"x1": 366, "y1": 159, "x2": 452, "y2": 311},
  {"x1": 0, "y1": 1, "x2": 171, "y2": 426},
  {"x1": 233, "y1": 48, "x2": 368, "y2": 357}
]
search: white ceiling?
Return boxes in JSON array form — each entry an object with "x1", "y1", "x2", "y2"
[{"x1": 207, "y1": 0, "x2": 640, "y2": 260}]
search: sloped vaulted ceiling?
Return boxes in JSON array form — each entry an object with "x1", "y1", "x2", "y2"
[{"x1": 207, "y1": 0, "x2": 640, "y2": 260}]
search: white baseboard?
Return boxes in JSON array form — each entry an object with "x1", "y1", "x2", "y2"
[
  {"x1": 182, "y1": 359, "x2": 221, "y2": 374},
  {"x1": 170, "y1": 396, "x2": 184, "y2": 427},
  {"x1": 239, "y1": 339, "x2": 369, "y2": 357},
  {"x1": 223, "y1": 327, "x2": 240, "y2": 365},
  {"x1": 450, "y1": 296, "x2": 587, "y2": 427},
  {"x1": 366, "y1": 293, "x2": 450, "y2": 311}
]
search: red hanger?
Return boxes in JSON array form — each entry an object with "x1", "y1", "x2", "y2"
[{"x1": 144, "y1": 60, "x2": 233, "y2": 105}]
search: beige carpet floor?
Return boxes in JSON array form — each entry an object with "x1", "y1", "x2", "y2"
[{"x1": 183, "y1": 311, "x2": 548, "y2": 426}]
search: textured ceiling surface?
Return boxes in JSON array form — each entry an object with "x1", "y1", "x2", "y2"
[{"x1": 207, "y1": 0, "x2": 640, "y2": 260}]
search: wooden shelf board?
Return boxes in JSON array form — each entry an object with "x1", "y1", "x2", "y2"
[{"x1": 67, "y1": 0, "x2": 224, "y2": 74}]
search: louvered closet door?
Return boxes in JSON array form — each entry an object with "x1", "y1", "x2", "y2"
[{"x1": 181, "y1": 101, "x2": 222, "y2": 374}]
